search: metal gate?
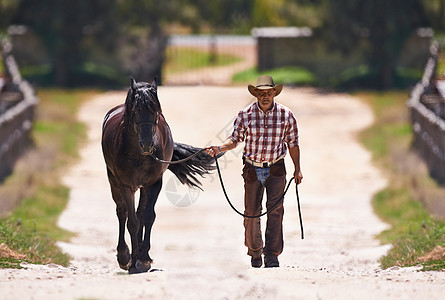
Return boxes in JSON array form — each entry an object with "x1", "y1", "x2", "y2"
[{"x1": 164, "y1": 35, "x2": 256, "y2": 86}]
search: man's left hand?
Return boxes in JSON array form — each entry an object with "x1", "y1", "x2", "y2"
[{"x1": 294, "y1": 170, "x2": 303, "y2": 185}]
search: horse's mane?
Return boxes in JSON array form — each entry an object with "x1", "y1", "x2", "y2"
[{"x1": 124, "y1": 82, "x2": 162, "y2": 125}]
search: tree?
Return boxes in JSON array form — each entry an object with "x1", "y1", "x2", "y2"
[
  {"x1": 189, "y1": 0, "x2": 255, "y2": 33},
  {"x1": 13, "y1": 0, "x2": 119, "y2": 86},
  {"x1": 0, "y1": 0, "x2": 20, "y2": 33},
  {"x1": 117, "y1": 0, "x2": 173, "y2": 83},
  {"x1": 323, "y1": 0, "x2": 429, "y2": 89},
  {"x1": 422, "y1": 0, "x2": 445, "y2": 33}
]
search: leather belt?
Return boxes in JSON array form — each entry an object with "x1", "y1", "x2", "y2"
[{"x1": 243, "y1": 154, "x2": 286, "y2": 168}]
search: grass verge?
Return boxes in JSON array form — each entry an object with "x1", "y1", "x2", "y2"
[
  {"x1": 0, "y1": 89, "x2": 100, "y2": 268},
  {"x1": 233, "y1": 66, "x2": 317, "y2": 86},
  {"x1": 357, "y1": 91, "x2": 445, "y2": 271}
]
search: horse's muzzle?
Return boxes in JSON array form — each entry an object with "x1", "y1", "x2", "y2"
[{"x1": 140, "y1": 142, "x2": 156, "y2": 156}]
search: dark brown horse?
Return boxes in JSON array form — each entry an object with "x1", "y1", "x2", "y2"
[{"x1": 101, "y1": 78, "x2": 214, "y2": 273}]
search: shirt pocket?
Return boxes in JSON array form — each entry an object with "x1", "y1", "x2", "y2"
[{"x1": 270, "y1": 121, "x2": 286, "y2": 138}]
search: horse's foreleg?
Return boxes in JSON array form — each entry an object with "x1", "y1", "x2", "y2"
[
  {"x1": 135, "y1": 179, "x2": 162, "y2": 272},
  {"x1": 116, "y1": 204, "x2": 131, "y2": 270},
  {"x1": 108, "y1": 176, "x2": 132, "y2": 271}
]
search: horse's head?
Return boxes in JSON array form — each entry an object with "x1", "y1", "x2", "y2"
[{"x1": 125, "y1": 78, "x2": 162, "y2": 156}]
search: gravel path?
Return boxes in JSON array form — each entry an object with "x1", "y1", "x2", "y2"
[{"x1": 1, "y1": 87, "x2": 443, "y2": 300}]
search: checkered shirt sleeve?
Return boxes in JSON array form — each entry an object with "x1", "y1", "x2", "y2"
[{"x1": 229, "y1": 102, "x2": 299, "y2": 162}]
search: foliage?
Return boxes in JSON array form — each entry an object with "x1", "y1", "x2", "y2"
[
  {"x1": 436, "y1": 44, "x2": 445, "y2": 79},
  {"x1": 358, "y1": 91, "x2": 445, "y2": 271},
  {"x1": 0, "y1": 0, "x2": 20, "y2": 32},
  {"x1": 0, "y1": 89, "x2": 97, "y2": 268},
  {"x1": 12, "y1": 0, "x2": 118, "y2": 86},
  {"x1": 322, "y1": 0, "x2": 429, "y2": 89},
  {"x1": 4, "y1": 0, "x2": 333, "y2": 87},
  {"x1": 422, "y1": 0, "x2": 445, "y2": 32},
  {"x1": 332, "y1": 66, "x2": 423, "y2": 90},
  {"x1": 192, "y1": 0, "x2": 255, "y2": 33},
  {"x1": 3, "y1": 0, "x2": 443, "y2": 89}
]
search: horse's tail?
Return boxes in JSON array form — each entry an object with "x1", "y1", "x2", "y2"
[{"x1": 168, "y1": 142, "x2": 219, "y2": 190}]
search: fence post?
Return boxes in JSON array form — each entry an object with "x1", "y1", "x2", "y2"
[
  {"x1": 408, "y1": 41, "x2": 445, "y2": 184},
  {"x1": 0, "y1": 37, "x2": 39, "y2": 182}
]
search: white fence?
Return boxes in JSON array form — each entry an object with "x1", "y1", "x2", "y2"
[
  {"x1": 0, "y1": 38, "x2": 38, "y2": 181},
  {"x1": 408, "y1": 42, "x2": 445, "y2": 184}
]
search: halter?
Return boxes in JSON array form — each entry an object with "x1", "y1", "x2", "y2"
[
  {"x1": 133, "y1": 112, "x2": 159, "y2": 133},
  {"x1": 135, "y1": 119, "x2": 158, "y2": 127}
]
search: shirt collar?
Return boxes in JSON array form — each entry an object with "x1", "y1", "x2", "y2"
[{"x1": 255, "y1": 101, "x2": 276, "y2": 115}]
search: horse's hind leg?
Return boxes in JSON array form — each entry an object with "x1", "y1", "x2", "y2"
[
  {"x1": 120, "y1": 187, "x2": 141, "y2": 274},
  {"x1": 135, "y1": 179, "x2": 162, "y2": 272},
  {"x1": 136, "y1": 190, "x2": 148, "y2": 248}
]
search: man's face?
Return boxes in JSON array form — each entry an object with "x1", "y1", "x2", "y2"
[{"x1": 256, "y1": 88, "x2": 276, "y2": 111}]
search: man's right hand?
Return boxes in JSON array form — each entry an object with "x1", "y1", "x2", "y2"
[{"x1": 205, "y1": 146, "x2": 221, "y2": 157}]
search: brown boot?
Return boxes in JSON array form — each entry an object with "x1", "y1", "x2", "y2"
[
  {"x1": 264, "y1": 255, "x2": 279, "y2": 268},
  {"x1": 251, "y1": 256, "x2": 263, "y2": 268}
]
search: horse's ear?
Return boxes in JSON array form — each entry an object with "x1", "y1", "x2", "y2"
[
  {"x1": 152, "y1": 77, "x2": 158, "y2": 91},
  {"x1": 130, "y1": 77, "x2": 137, "y2": 92}
]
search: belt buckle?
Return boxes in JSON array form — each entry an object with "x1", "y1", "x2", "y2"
[{"x1": 262, "y1": 162, "x2": 268, "y2": 168}]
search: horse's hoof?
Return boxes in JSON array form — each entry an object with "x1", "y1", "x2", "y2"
[
  {"x1": 128, "y1": 265, "x2": 144, "y2": 274},
  {"x1": 119, "y1": 259, "x2": 132, "y2": 271},
  {"x1": 135, "y1": 259, "x2": 152, "y2": 272},
  {"x1": 117, "y1": 249, "x2": 131, "y2": 270}
]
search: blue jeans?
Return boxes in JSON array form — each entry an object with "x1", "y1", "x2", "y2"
[{"x1": 254, "y1": 167, "x2": 270, "y2": 186}]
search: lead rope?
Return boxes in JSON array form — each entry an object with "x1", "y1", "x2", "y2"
[
  {"x1": 214, "y1": 156, "x2": 304, "y2": 239},
  {"x1": 152, "y1": 151, "x2": 304, "y2": 239},
  {"x1": 150, "y1": 148, "x2": 206, "y2": 164}
]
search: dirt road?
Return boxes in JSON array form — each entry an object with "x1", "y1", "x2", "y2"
[{"x1": 1, "y1": 87, "x2": 444, "y2": 299}]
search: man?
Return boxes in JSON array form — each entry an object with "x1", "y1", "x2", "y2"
[{"x1": 206, "y1": 75, "x2": 303, "y2": 268}]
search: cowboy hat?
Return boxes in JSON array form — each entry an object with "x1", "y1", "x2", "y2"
[{"x1": 248, "y1": 75, "x2": 283, "y2": 97}]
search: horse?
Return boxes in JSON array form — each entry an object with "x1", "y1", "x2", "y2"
[{"x1": 101, "y1": 78, "x2": 214, "y2": 273}]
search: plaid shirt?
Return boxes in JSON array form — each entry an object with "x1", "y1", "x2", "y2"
[{"x1": 229, "y1": 101, "x2": 299, "y2": 162}]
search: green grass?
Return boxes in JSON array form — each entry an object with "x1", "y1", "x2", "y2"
[
  {"x1": 233, "y1": 66, "x2": 318, "y2": 86},
  {"x1": 0, "y1": 56, "x2": 4, "y2": 74},
  {"x1": 0, "y1": 257, "x2": 23, "y2": 269},
  {"x1": 358, "y1": 91, "x2": 445, "y2": 271},
  {"x1": 0, "y1": 89, "x2": 99, "y2": 268}
]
